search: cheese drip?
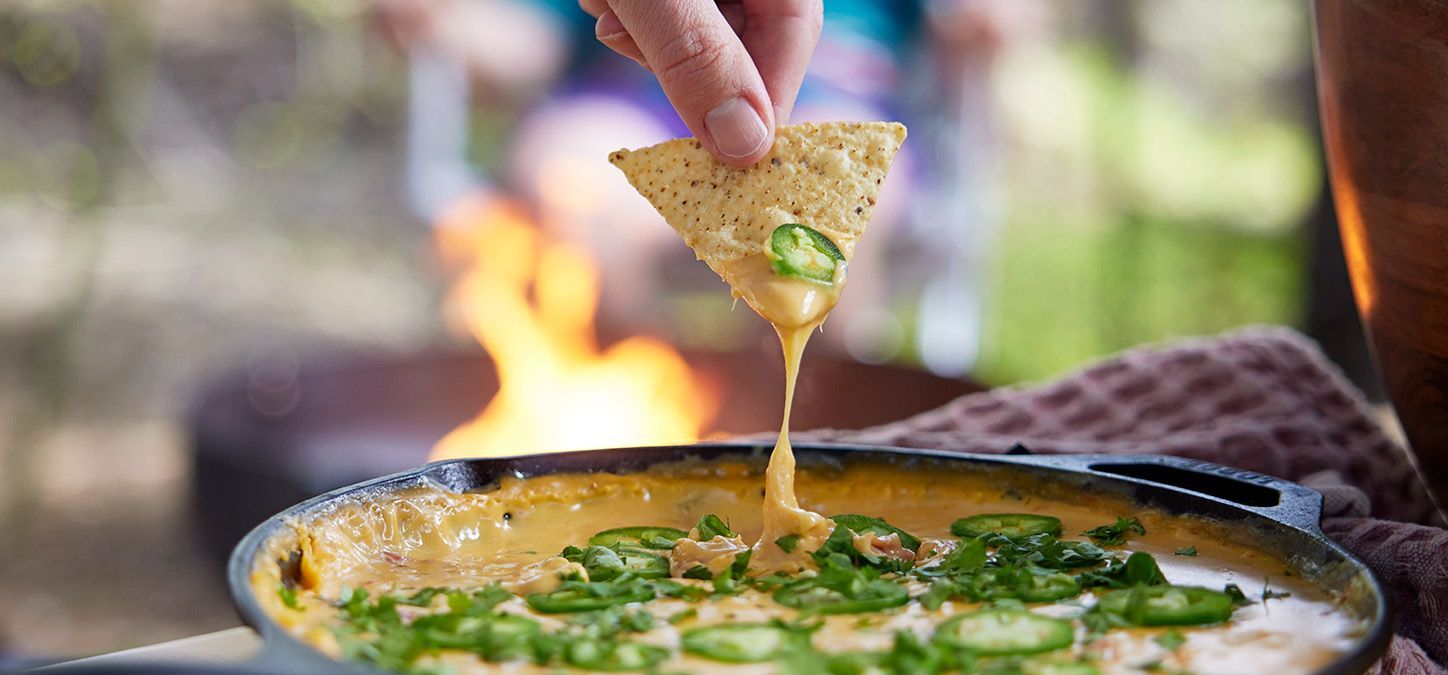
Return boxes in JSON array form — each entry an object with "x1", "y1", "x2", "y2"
[
  {"x1": 718, "y1": 253, "x2": 844, "y2": 574},
  {"x1": 750, "y1": 323, "x2": 837, "y2": 573}
]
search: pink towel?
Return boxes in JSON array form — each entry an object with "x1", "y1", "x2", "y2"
[{"x1": 797, "y1": 327, "x2": 1448, "y2": 674}]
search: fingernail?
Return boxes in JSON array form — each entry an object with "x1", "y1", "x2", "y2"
[
  {"x1": 705, "y1": 97, "x2": 769, "y2": 160},
  {"x1": 595, "y1": 10, "x2": 625, "y2": 40}
]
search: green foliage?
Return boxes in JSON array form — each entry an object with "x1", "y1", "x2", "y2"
[
  {"x1": 332, "y1": 585, "x2": 534, "y2": 673},
  {"x1": 978, "y1": 36, "x2": 1315, "y2": 384},
  {"x1": 1223, "y1": 583, "x2": 1254, "y2": 607},
  {"x1": 915, "y1": 537, "x2": 987, "y2": 578},
  {"x1": 813, "y1": 523, "x2": 913, "y2": 574},
  {"x1": 988, "y1": 534, "x2": 1111, "y2": 570},
  {"x1": 1154, "y1": 629, "x2": 1187, "y2": 651},
  {"x1": 321, "y1": 506, "x2": 1237, "y2": 672},
  {"x1": 1076, "y1": 552, "x2": 1168, "y2": 590},
  {"x1": 1081, "y1": 517, "x2": 1146, "y2": 546},
  {"x1": 277, "y1": 583, "x2": 301, "y2": 610},
  {"x1": 830, "y1": 514, "x2": 923, "y2": 552},
  {"x1": 560, "y1": 544, "x2": 669, "y2": 582},
  {"x1": 694, "y1": 514, "x2": 735, "y2": 541}
]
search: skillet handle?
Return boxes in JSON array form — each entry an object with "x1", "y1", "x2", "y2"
[{"x1": 1030, "y1": 454, "x2": 1326, "y2": 532}]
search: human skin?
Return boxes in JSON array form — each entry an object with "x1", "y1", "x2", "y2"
[{"x1": 579, "y1": 0, "x2": 823, "y2": 167}]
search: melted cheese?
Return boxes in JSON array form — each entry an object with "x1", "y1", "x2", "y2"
[
  {"x1": 253, "y1": 461, "x2": 1367, "y2": 674},
  {"x1": 716, "y1": 253, "x2": 845, "y2": 574},
  {"x1": 717, "y1": 254, "x2": 843, "y2": 331},
  {"x1": 670, "y1": 535, "x2": 751, "y2": 577},
  {"x1": 750, "y1": 322, "x2": 835, "y2": 574}
]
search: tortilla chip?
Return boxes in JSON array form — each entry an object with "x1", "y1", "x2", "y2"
[{"x1": 608, "y1": 121, "x2": 906, "y2": 276}]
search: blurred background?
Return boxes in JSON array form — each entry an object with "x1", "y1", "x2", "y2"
[{"x1": 0, "y1": 0, "x2": 1375, "y2": 661}]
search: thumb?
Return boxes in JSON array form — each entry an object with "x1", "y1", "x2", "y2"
[{"x1": 607, "y1": 0, "x2": 774, "y2": 166}]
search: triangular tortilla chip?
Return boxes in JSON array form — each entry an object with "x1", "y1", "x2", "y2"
[{"x1": 608, "y1": 121, "x2": 906, "y2": 277}]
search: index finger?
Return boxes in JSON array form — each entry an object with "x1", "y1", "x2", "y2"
[
  {"x1": 579, "y1": 0, "x2": 607, "y2": 18},
  {"x1": 739, "y1": 0, "x2": 822, "y2": 125},
  {"x1": 609, "y1": 0, "x2": 775, "y2": 165}
]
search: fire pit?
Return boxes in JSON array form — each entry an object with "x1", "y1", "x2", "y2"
[{"x1": 188, "y1": 345, "x2": 980, "y2": 563}]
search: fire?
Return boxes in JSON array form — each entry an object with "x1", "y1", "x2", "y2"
[{"x1": 429, "y1": 194, "x2": 716, "y2": 460}]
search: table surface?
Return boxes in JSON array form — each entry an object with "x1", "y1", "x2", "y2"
[{"x1": 46, "y1": 627, "x2": 261, "y2": 669}]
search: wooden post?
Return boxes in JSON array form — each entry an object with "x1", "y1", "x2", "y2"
[{"x1": 1315, "y1": 0, "x2": 1448, "y2": 510}]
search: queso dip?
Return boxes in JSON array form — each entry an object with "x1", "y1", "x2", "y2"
[{"x1": 251, "y1": 458, "x2": 1367, "y2": 674}]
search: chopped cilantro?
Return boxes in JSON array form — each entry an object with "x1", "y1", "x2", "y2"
[
  {"x1": 985, "y1": 533, "x2": 1109, "y2": 569},
  {"x1": 561, "y1": 545, "x2": 625, "y2": 579},
  {"x1": 1261, "y1": 580, "x2": 1292, "y2": 602},
  {"x1": 830, "y1": 514, "x2": 922, "y2": 552},
  {"x1": 1082, "y1": 600, "x2": 1134, "y2": 636},
  {"x1": 918, "y1": 581, "x2": 956, "y2": 611},
  {"x1": 916, "y1": 537, "x2": 986, "y2": 577},
  {"x1": 695, "y1": 514, "x2": 735, "y2": 540},
  {"x1": 395, "y1": 587, "x2": 445, "y2": 607},
  {"x1": 567, "y1": 606, "x2": 655, "y2": 637},
  {"x1": 1124, "y1": 551, "x2": 1169, "y2": 586},
  {"x1": 1077, "y1": 553, "x2": 1166, "y2": 590},
  {"x1": 712, "y1": 565, "x2": 742, "y2": 595},
  {"x1": 775, "y1": 547, "x2": 909, "y2": 615},
  {"x1": 1223, "y1": 583, "x2": 1254, "y2": 607},
  {"x1": 277, "y1": 583, "x2": 301, "y2": 610},
  {"x1": 1077, "y1": 558, "x2": 1130, "y2": 589},
  {"x1": 748, "y1": 572, "x2": 794, "y2": 593},
  {"x1": 813, "y1": 523, "x2": 911, "y2": 574},
  {"x1": 332, "y1": 585, "x2": 544, "y2": 671},
  {"x1": 650, "y1": 579, "x2": 709, "y2": 601},
  {"x1": 668, "y1": 608, "x2": 697, "y2": 624},
  {"x1": 1154, "y1": 629, "x2": 1187, "y2": 650},
  {"x1": 1082, "y1": 517, "x2": 1146, "y2": 545},
  {"x1": 313, "y1": 501, "x2": 1281, "y2": 674}
]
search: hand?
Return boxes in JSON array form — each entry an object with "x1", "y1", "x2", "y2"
[{"x1": 580, "y1": 0, "x2": 823, "y2": 166}]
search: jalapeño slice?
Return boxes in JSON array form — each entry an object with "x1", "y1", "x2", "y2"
[
  {"x1": 588, "y1": 526, "x2": 688, "y2": 550},
  {"x1": 773, "y1": 579, "x2": 909, "y2": 614},
  {"x1": 564, "y1": 640, "x2": 671, "y2": 671},
  {"x1": 1095, "y1": 585, "x2": 1235, "y2": 626},
  {"x1": 768, "y1": 224, "x2": 845, "y2": 283},
  {"x1": 682, "y1": 623, "x2": 802, "y2": 663},
  {"x1": 473, "y1": 615, "x2": 543, "y2": 662},
  {"x1": 936, "y1": 609, "x2": 1074, "y2": 656},
  {"x1": 951, "y1": 513, "x2": 1063, "y2": 539},
  {"x1": 607, "y1": 548, "x2": 670, "y2": 581},
  {"x1": 830, "y1": 514, "x2": 922, "y2": 552},
  {"x1": 562, "y1": 545, "x2": 670, "y2": 582},
  {"x1": 1022, "y1": 660, "x2": 1103, "y2": 675},
  {"x1": 525, "y1": 581, "x2": 655, "y2": 614},
  {"x1": 1016, "y1": 572, "x2": 1083, "y2": 603},
  {"x1": 414, "y1": 613, "x2": 541, "y2": 657}
]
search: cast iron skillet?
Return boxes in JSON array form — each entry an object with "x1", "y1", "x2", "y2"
[{"x1": 217, "y1": 442, "x2": 1392, "y2": 675}]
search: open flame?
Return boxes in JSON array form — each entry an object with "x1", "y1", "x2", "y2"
[{"x1": 429, "y1": 194, "x2": 716, "y2": 460}]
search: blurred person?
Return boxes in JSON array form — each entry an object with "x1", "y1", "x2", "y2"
[{"x1": 376, "y1": 0, "x2": 1014, "y2": 373}]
